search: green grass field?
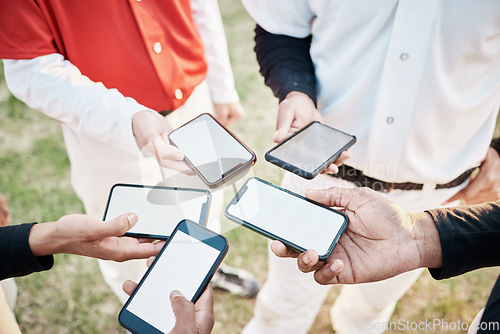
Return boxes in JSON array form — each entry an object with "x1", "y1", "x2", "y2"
[{"x1": 1, "y1": 1, "x2": 499, "y2": 333}]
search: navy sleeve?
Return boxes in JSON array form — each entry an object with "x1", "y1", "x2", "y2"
[
  {"x1": 0, "y1": 223, "x2": 54, "y2": 280},
  {"x1": 254, "y1": 24, "x2": 317, "y2": 106},
  {"x1": 426, "y1": 201, "x2": 500, "y2": 280}
]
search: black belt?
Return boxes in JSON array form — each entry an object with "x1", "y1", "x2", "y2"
[{"x1": 329, "y1": 165, "x2": 476, "y2": 193}]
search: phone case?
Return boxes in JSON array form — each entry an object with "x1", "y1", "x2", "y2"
[
  {"x1": 103, "y1": 183, "x2": 211, "y2": 240},
  {"x1": 118, "y1": 220, "x2": 228, "y2": 334},
  {"x1": 168, "y1": 113, "x2": 257, "y2": 189},
  {"x1": 224, "y1": 177, "x2": 348, "y2": 261},
  {"x1": 265, "y1": 121, "x2": 356, "y2": 180}
]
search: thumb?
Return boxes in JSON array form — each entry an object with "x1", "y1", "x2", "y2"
[
  {"x1": 170, "y1": 290, "x2": 196, "y2": 333},
  {"x1": 98, "y1": 213, "x2": 138, "y2": 237}
]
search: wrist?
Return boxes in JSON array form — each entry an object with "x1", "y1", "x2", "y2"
[
  {"x1": 410, "y1": 212, "x2": 443, "y2": 269},
  {"x1": 28, "y1": 222, "x2": 63, "y2": 257}
]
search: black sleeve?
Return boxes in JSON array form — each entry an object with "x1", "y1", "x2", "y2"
[
  {"x1": 426, "y1": 201, "x2": 500, "y2": 280},
  {"x1": 254, "y1": 24, "x2": 317, "y2": 106},
  {"x1": 0, "y1": 223, "x2": 54, "y2": 280},
  {"x1": 477, "y1": 275, "x2": 500, "y2": 334}
]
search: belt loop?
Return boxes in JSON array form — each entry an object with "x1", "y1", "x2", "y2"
[{"x1": 422, "y1": 183, "x2": 437, "y2": 192}]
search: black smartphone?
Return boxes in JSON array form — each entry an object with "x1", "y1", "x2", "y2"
[
  {"x1": 168, "y1": 113, "x2": 256, "y2": 189},
  {"x1": 225, "y1": 177, "x2": 348, "y2": 261},
  {"x1": 103, "y1": 184, "x2": 211, "y2": 240},
  {"x1": 265, "y1": 121, "x2": 356, "y2": 179},
  {"x1": 119, "y1": 220, "x2": 228, "y2": 334}
]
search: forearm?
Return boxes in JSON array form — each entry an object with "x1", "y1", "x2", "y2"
[
  {"x1": 191, "y1": 0, "x2": 239, "y2": 103},
  {"x1": 426, "y1": 201, "x2": 500, "y2": 280},
  {"x1": 254, "y1": 24, "x2": 317, "y2": 105},
  {"x1": 3, "y1": 54, "x2": 150, "y2": 154},
  {"x1": 0, "y1": 223, "x2": 53, "y2": 280}
]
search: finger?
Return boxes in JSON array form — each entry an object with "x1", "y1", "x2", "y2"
[
  {"x1": 107, "y1": 240, "x2": 163, "y2": 262},
  {"x1": 136, "y1": 238, "x2": 156, "y2": 243},
  {"x1": 313, "y1": 259, "x2": 344, "y2": 285},
  {"x1": 443, "y1": 188, "x2": 465, "y2": 204},
  {"x1": 90, "y1": 213, "x2": 138, "y2": 239},
  {"x1": 270, "y1": 240, "x2": 299, "y2": 258},
  {"x1": 273, "y1": 107, "x2": 295, "y2": 143},
  {"x1": 459, "y1": 173, "x2": 489, "y2": 205},
  {"x1": 323, "y1": 164, "x2": 339, "y2": 174},
  {"x1": 297, "y1": 250, "x2": 322, "y2": 273},
  {"x1": 158, "y1": 160, "x2": 195, "y2": 175},
  {"x1": 153, "y1": 136, "x2": 185, "y2": 162},
  {"x1": 147, "y1": 256, "x2": 156, "y2": 268},
  {"x1": 122, "y1": 280, "x2": 138, "y2": 296},
  {"x1": 170, "y1": 290, "x2": 197, "y2": 333},
  {"x1": 334, "y1": 151, "x2": 352, "y2": 166},
  {"x1": 195, "y1": 285, "x2": 215, "y2": 334}
]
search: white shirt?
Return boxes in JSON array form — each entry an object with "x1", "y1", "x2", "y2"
[
  {"x1": 2, "y1": 0, "x2": 238, "y2": 155},
  {"x1": 243, "y1": 0, "x2": 500, "y2": 184}
]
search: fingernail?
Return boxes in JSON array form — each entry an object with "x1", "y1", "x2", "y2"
[
  {"x1": 175, "y1": 152, "x2": 184, "y2": 161},
  {"x1": 127, "y1": 214, "x2": 138, "y2": 228},
  {"x1": 330, "y1": 260, "x2": 342, "y2": 273},
  {"x1": 303, "y1": 253, "x2": 311, "y2": 265},
  {"x1": 171, "y1": 290, "x2": 184, "y2": 299}
]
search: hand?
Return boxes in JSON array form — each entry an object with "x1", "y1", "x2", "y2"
[
  {"x1": 445, "y1": 147, "x2": 500, "y2": 205},
  {"x1": 271, "y1": 187, "x2": 442, "y2": 285},
  {"x1": 214, "y1": 101, "x2": 244, "y2": 127},
  {"x1": 321, "y1": 151, "x2": 352, "y2": 174},
  {"x1": 132, "y1": 110, "x2": 191, "y2": 173},
  {"x1": 123, "y1": 261, "x2": 214, "y2": 334},
  {"x1": 0, "y1": 194, "x2": 11, "y2": 227},
  {"x1": 272, "y1": 91, "x2": 322, "y2": 143},
  {"x1": 29, "y1": 213, "x2": 164, "y2": 261}
]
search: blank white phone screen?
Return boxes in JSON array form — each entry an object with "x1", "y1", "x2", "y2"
[
  {"x1": 169, "y1": 114, "x2": 253, "y2": 183},
  {"x1": 227, "y1": 178, "x2": 345, "y2": 255},
  {"x1": 270, "y1": 122, "x2": 354, "y2": 173},
  {"x1": 127, "y1": 230, "x2": 220, "y2": 333},
  {"x1": 105, "y1": 186, "x2": 209, "y2": 236}
]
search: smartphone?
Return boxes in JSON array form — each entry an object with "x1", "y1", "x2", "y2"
[
  {"x1": 168, "y1": 113, "x2": 256, "y2": 189},
  {"x1": 103, "y1": 184, "x2": 211, "y2": 240},
  {"x1": 119, "y1": 220, "x2": 228, "y2": 334},
  {"x1": 265, "y1": 121, "x2": 356, "y2": 179},
  {"x1": 225, "y1": 177, "x2": 348, "y2": 261}
]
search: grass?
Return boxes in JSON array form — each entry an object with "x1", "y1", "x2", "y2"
[{"x1": 1, "y1": 1, "x2": 499, "y2": 333}]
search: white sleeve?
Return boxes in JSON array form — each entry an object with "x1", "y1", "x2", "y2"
[
  {"x1": 241, "y1": 0, "x2": 314, "y2": 38},
  {"x1": 2, "y1": 53, "x2": 150, "y2": 154},
  {"x1": 191, "y1": 0, "x2": 239, "y2": 104}
]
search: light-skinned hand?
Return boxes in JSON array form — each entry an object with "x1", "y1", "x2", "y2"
[
  {"x1": 132, "y1": 110, "x2": 192, "y2": 173},
  {"x1": 28, "y1": 213, "x2": 164, "y2": 261},
  {"x1": 271, "y1": 187, "x2": 442, "y2": 285},
  {"x1": 123, "y1": 257, "x2": 214, "y2": 334},
  {"x1": 445, "y1": 147, "x2": 500, "y2": 205},
  {"x1": 272, "y1": 91, "x2": 352, "y2": 173},
  {"x1": 214, "y1": 101, "x2": 245, "y2": 127},
  {"x1": 272, "y1": 91, "x2": 322, "y2": 143}
]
